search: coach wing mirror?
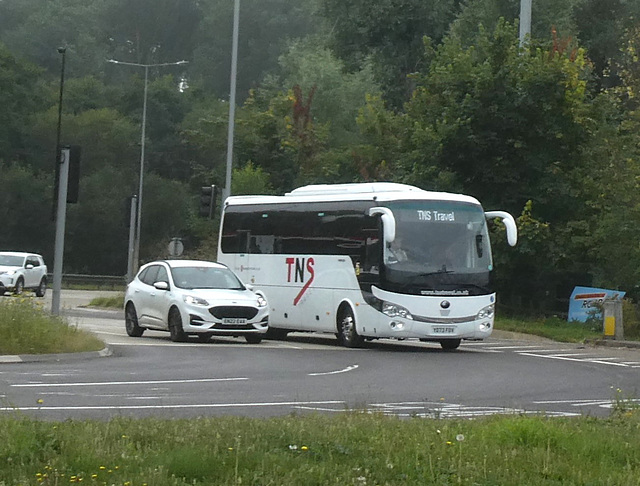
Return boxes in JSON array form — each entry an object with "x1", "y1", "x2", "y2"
[
  {"x1": 369, "y1": 207, "x2": 396, "y2": 243},
  {"x1": 485, "y1": 211, "x2": 518, "y2": 247}
]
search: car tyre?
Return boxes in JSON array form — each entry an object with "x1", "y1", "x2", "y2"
[
  {"x1": 169, "y1": 307, "x2": 188, "y2": 342},
  {"x1": 337, "y1": 306, "x2": 364, "y2": 348},
  {"x1": 35, "y1": 277, "x2": 47, "y2": 297},
  {"x1": 245, "y1": 334, "x2": 263, "y2": 344},
  {"x1": 13, "y1": 277, "x2": 24, "y2": 295},
  {"x1": 125, "y1": 303, "x2": 145, "y2": 337},
  {"x1": 440, "y1": 339, "x2": 461, "y2": 350},
  {"x1": 197, "y1": 332, "x2": 213, "y2": 343}
]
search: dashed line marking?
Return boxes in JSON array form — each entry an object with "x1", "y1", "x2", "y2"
[
  {"x1": 11, "y1": 377, "x2": 248, "y2": 388},
  {"x1": 0, "y1": 400, "x2": 345, "y2": 413}
]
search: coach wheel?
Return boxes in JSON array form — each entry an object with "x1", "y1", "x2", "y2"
[
  {"x1": 337, "y1": 306, "x2": 364, "y2": 348},
  {"x1": 440, "y1": 339, "x2": 461, "y2": 350},
  {"x1": 125, "y1": 303, "x2": 144, "y2": 337},
  {"x1": 169, "y1": 308, "x2": 188, "y2": 342}
]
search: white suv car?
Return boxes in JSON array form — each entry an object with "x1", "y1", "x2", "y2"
[
  {"x1": 124, "y1": 260, "x2": 269, "y2": 343},
  {"x1": 0, "y1": 252, "x2": 48, "y2": 296}
]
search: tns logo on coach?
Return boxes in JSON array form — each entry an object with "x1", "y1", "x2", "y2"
[{"x1": 286, "y1": 257, "x2": 315, "y2": 305}]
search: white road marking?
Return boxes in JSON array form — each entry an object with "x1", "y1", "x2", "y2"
[
  {"x1": 11, "y1": 377, "x2": 248, "y2": 388},
  {"x1": 0, "y1": 400, "x2": 345, "y2": 412},
  {"x1": 482, "y1": 345, "x2": 545, "y2": 350},
  {"x1": 308, "y1": 365, "x2": 359, "y2": 376},
  {"x1": 519, "y1": 352, "x2": 632, "y2": 367}
]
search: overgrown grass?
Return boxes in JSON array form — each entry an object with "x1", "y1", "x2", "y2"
[
  {"x1": 88, "y1": 293, "x2": 124, "y2": 308},
  {"x1": 0, "y1": 297, "x2": 104, "y2": 355},
  {"x1": 0, "y1": 408, "x2": 639, "y2": 485},
  {"x1": 494, "y1": 315, "x2": 604, "y2": 343}
]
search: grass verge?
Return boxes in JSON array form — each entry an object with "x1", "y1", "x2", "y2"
[
  {"x1": 0, "y1": 408, "x2": 639, "y2": 485},
  {"x1": 88, "y1": 293, "x2": 124, "y2": 308},
  {"x1": 495, "y1": 315, "x2": 605, "y2": 343},
  {"x1": 0, "y1": 297, "x2": 104, "y2": 355}
]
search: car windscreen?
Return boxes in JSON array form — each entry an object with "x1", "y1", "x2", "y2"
[
  {"x1": 170, "y1": 266, "x2": 245, "y2": 290},
  {"x1": 0, "y1": 255, "x2": 24, "y2": 266}
]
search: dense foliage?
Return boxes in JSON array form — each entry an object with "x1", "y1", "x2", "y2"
[{"x1": 1, "y1": 0, "x2": 640, "y2": 313}]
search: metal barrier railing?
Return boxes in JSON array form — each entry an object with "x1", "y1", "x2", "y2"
[{"x1": 47, "y1": 274, "x2": 127, "y2": 290}]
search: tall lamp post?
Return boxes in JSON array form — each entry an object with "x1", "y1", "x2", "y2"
[
  {"x1": 107, "y1": 59, "x2": 188, "y2": 273},
  {"x1": 519, "y1": 0, "x2": 532, "y2": 47},
  {"x1": 51, "y1": 47, "x2": 67, "y2": 315},
  {"x1": 224, "y1": 0, "x2": 240, "y2": 203}
]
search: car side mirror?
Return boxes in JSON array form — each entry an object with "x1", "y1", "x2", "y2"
[
  {"x1": 26, "y1": 264, "x2": 34, "y2": 270},
  {"x1": 245, "y1": 283, "x2": 254, "y2": 291},
  {"x1": 154, "y1": 281, "x2": 169, "y2": 291}
]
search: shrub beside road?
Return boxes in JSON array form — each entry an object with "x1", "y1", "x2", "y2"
[{"x1": 0, "y1": 297, "x2": 104, "y2": 356}]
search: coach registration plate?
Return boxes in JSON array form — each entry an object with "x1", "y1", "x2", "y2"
[
  {"x1": 433, "y1": 326, "x2": 455, "y2": 334},
  {"x1": 223, "y1": 318, "x2": 247, "y2": 325}
]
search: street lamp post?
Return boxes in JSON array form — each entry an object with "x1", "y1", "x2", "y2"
[
  {"x1": 51, "y1": 47, "x2": 67, "y2": 315},
  {"x1": 519, "y1": 0, "x2": 532, "y2": 47},
  {"x1": 224, "y1": 0, "x2": 240, "y2": 204},
  {"x1": 107, "y1": 59, "x2": 188, "y2": 274}
]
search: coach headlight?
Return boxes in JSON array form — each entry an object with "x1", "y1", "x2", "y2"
[
  {"x1": 183, "y1": 295, "x2": 209, "y2": 306},
  {"x1": 476, "y1": 304, "x2": 494, "y2": 320},
  {"x1": 382, "y1": 302, "x2": 413, "y2": 320}
]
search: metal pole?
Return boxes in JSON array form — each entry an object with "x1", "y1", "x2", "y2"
[
  {"x1": 224, "y1": 0, "x2": 240, "y2": 204},
  {"x1": 126, "y1": 195, "x2": 137, "y2": 282},
  {"x1": 51, "y1": 148, "x2": 70, "y2": 315},
  {"x1": 106, "y1": 59, "x2": 188, "y2": 272},
  {"x1": 52, "y1": 47, "x2": 66, "y2": 221},
  {"x1": 132, "y1": 66, "x2": 148, "y2": 270},
  {"x1": 519, "y1": 0, "x2": 532, "y2": 47},
  {"x1": 55, "y1": 48, "x2": 66, "y2": 168},
  {"x1": 51, "y1": 48, "x2": 66, "y2": 315}
]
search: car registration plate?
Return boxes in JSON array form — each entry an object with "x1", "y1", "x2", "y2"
[
  {"x1": 222, "y1": 318, "x2": 247, "y2": 325},
  {"x1": 433, "y1": 326, "x2": 455, "y2": 334}
]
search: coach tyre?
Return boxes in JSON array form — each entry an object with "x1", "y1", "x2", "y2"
[
  {"x1": 125, "y1": 303, "x2": 144, "y2": 337},
  {"x1": 169, "y1": 307, "x2": 188, "y2": 342},
  {"x1": 440, "y1": 339, "x2": 461, "y2": 350},
  {"x1": 337, "y1": 306, "x2": 364, "y2": 348},
  {"x1": 35, "y1": 277, "x2": 47, "y2": 297}
]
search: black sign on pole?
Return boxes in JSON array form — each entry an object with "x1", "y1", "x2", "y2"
[{"x1": 66, "y1": 145, "x2": 81, "y2": 203}]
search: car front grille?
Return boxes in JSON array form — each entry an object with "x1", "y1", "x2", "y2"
[{"x1": 209, "y1": 306, "x2": 258, "y2": 319}]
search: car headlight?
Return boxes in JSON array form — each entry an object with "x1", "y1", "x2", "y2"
[
  {"x1": 256, "y1": 295, "x2": 267, "y2": 307},
  {"x1": 382, "y1": 302, "x2": 413, "y2": 320},
  {"x1": 0, "y1": 270, "x2": 15, "y2": 276},
  {"x1": 183, "y1": 295, "x2": 209, "y2": 306},
  {"x1": 476, "y1": 304, "x2": 494, "y2": 320}
]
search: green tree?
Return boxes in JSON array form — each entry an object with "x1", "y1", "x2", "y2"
[
  {"x1": 318, "y1": 0, "x2": 460, "y2": 107},
  {"x1": 0, "y1": 163, "x2": 54, "y2": 260},
  {"x1": 191, "y1": 0, "x2": 318, "y2": 99},
  {"x1": 0, "y1": 43, "x2": 47, "y2": 162}
]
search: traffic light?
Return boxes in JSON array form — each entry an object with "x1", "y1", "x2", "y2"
[{"x1": 199, "y1": 185, "x2": 217, "y2": 218}]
